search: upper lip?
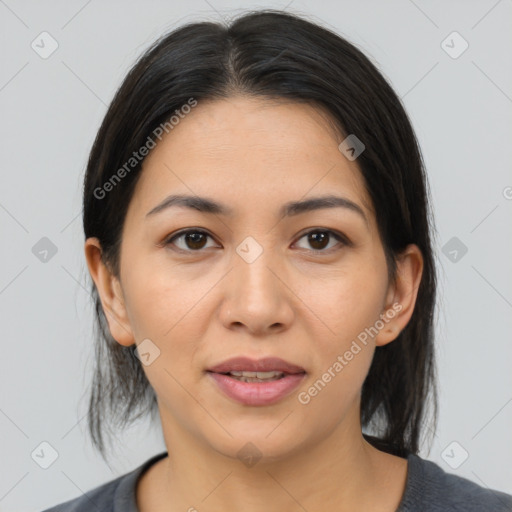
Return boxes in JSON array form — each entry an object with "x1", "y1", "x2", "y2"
[{"x1": 207, "y1": 357, "x2": 306, "y2": 374}]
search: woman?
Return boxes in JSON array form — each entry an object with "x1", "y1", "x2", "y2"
[{"x1": 42, "y1": 9, "x2": 512, "y2": 512}]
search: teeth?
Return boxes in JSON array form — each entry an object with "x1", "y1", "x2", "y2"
[
  {"x1": 229, "y1": 370, "x2": 285, "y2": 379},
  {"x1": 226, "y1": 370, "x2": 286, "y2": 382},
  {"x1": 231, "y1": 376, "x2": 283, "y2": 383}
]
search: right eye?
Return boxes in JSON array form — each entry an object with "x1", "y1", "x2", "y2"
[{"x1": 163, "y1": 229, "x2": 218, "y2": 252}]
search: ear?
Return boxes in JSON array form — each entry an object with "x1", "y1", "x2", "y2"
[
  {"x1": 84, "y1": 237, "x2": 135, "y2": 347},
  {"x1": 375, "y1": 244, "x2": 424, "y2": 347}
]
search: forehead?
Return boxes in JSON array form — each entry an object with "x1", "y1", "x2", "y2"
[{"x1": 127, "y1": 95, "x2": 374, "y2": 222}]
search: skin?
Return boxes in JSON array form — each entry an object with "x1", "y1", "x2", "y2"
[{"x1": 85, "y1": 95, "x2": 423, "y2": 512}]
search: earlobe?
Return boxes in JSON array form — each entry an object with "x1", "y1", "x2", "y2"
[
  {"x1": 84, "y1": 237, "x2": 135, "y2": 347},
  {"x1": 375, "y1": 244, "x2": 424, "y2": 347}
]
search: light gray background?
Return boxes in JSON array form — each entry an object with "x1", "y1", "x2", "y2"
[{"x1": 1, "y1": 0, "x2": 511, "y2": 510}]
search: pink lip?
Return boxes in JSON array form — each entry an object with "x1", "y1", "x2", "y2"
[
  {"x1": 207, "y1": 356, "x2": 305, "y2": 374},
  {"x1": 207, "y1": 372, "x2": 306, "y2": 406}
]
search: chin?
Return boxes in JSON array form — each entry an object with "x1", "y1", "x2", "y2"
[{"x1": 202, "y1": 422, "x2": 308, "y2": 466}]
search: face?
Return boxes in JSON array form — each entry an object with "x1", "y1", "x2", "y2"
[{"x1": 87, "y1": 95, "x2": 421, "y2": 464}]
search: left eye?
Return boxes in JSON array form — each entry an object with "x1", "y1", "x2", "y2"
[
  {"x1": 294, "y1": 230, "x2": 347, "y2": 252},
  {"x1": 164, "y1": 229, "x2": 348, "y2": 253}
]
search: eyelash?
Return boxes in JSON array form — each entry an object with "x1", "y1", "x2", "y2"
[{"x1": 163, "y1": 228, "x2": 351, "y2": 254}]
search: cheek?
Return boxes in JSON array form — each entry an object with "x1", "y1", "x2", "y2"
[
  {"x1": 122, "y1": 257, "x2": 209, "y2": 340},
  {"x1": 121, "y1": 269, "x2": 208, "y2": 411},
  {"x1": 294, "y1": 263, "x2": 387, "y2": 399},
  {"x1": 301, "y1": 264, "x2": 388, "y2": 345},
  {"x1": 121, "y1": 261, "x2": 223, "y2": 396},
  {"x1": 295, "y1": 272, "x2": 383, "y2": 415}
]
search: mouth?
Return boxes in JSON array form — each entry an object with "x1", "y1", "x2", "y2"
[
  {"x1": 206, "y1": 356, "x2": 307, "y2": 405},
  {"x1": 211, "y1": 370, "x2": 292, "y2": 383},
  {"x1": 207, "y1": 356, "x2": 306, "y2": 375}
]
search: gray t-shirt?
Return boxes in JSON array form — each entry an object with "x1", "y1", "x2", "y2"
[{"x1": 41, "y1": 451, "x2": 512, "y2": 511}]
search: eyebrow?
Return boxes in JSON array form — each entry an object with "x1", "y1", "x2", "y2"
[{"x1": 145, "y1": 193, "x2": 368, "y2": 224}]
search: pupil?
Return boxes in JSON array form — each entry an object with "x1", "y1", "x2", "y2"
[
  {"x1": 186, "y1": 232, "x2": 206, "y2": 250},
  {"x1": 309, "y1": 232, "x2": 328, "y2": 250}
]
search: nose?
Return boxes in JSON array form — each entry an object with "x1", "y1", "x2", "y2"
[{"x1": 218, "y1": 251, "x2": 295, "y2": 337}]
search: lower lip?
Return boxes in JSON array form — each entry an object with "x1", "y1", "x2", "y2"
[{"x1": 207, "y1": 372, "x2": 306, "y2": 406}]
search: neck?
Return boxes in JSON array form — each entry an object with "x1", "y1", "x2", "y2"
[{"x1": 143, "y1": 406, "x2": 408, "y2": 512}]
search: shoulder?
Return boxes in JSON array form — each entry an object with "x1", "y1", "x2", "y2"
[
  {"x1": 40, "y1": 475, "x2": 120, "y2": 512},
  {"x1": 398, "y1": 453, "x2": 512, "y2": 512},
  {"x1": 40, "y1": 452, "x2": 169, "y2": 512}
]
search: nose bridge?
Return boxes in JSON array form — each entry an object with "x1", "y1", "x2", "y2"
[
  {"x1": 220, "y1": 235, "x2": 293, "y2": 334},
  {"x1": 235, "y1": 238, "x2": 281, "y2": 306}
]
